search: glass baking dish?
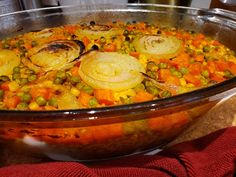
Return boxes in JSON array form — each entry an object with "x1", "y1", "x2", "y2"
[{"x1": 0, "y1": 4, "x2": 236, "y2": 163}]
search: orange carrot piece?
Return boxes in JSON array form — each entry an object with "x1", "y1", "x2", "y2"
[
  {"x1": 30, "y1": 87, "x2": 53, "y2": 100},
  {"x1": 133, "y1": 90, "x2": 154, "y2": 103},
  {"x1": 0, "y1": 82, "x2": 10, "y2": 91},
  {"x1": 159, "y1": 69, "x2": 171, "y2": 81},
  {"x1": 70, "y1": 66, "x2": 79, "y2": 76},
  {"x1": 166, "y1": 76, "x2": 181, "y2": 86},
  {"x1": 103, "y1": 43, "x2": 116, "y2": 52},
  {"x1": 129, "y1": 51, "x2": 140, "y2": 58},
  {"x1": 184, "y1": 74, "x2": 201, "y2": 86},
  {"x1": 82, "y1": 36, "x2": 91, "y2": 47},
  {"x1": 4, "y1": 94, "x2": 20, "y2": 109},
  {"x1": 194, "y1": 54, "x2": 204, "y2": 62},
  {"x1": 94, "y1": 89, "x2": 115, "y2": 105},
  {"x1": 210, "y1": 74, "x2": 226, "y2": 82},
  {"x1": 189, "y1": 63, "x2": 202, "y2": 75},
  {"x1": 78, "y1": 91, "x2": 92, "y2": 107},
  {"x1": 229, "y1": 63, "x2": 236, "y2": 75}
]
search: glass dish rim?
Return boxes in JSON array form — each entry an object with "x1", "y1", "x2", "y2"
[{"x1": 0, "y1": 3, "x2": 236, "y2": 121}]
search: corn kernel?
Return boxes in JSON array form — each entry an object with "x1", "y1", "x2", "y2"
[
  {"x1": 70, "y1": 87, "x2": 80, "y2": 96},
  {"x1": 8, "y1": 81, "x2": 20, "y2": 92},
  {"x1": 29, "y1": 102, "x2": 40, "y2": 110},
  {"x1": 180, "y1": 78, "x2": 186, "y2": 86}
]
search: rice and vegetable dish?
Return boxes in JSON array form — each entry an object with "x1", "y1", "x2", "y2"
[{"x1": 0, "y1": 21, "x2": 235, "y2": 110}]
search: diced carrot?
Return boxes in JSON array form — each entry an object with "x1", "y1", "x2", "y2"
[
  {"x1": 166, "y1": 76, "x2": 181, "y2": 86},
  {"x1": 70, "y1": 66, "x2": 79, "y2": 76},
  {"x1": 195, "y1": 33, "x2": 205, "y2": 40},
  {"x1": 206, "y1": 61, "x2": 217, "y2": 74},
  {"x1": 189, "y1": 63, "x2": 202, "y2": 75},
  {"x1": 212, "y1": 40, "x2": 221, "y2": 46},
  {"x1": 78, "y1": 91, "x2": 92, "y2": 107},
  {"x1": 127, "y1": 24, "x2": 135, "y2": 31},
  {"x1": 94, "y1": 89, "x2": 114, "y2": 105},
  {"x1": 129, "y1": 51, "x2": 140, "y2": 58},
  {"x1": 184, "y1": 74, "x2": 201, "y2": 86},
  {"x1": 3, "y1": 93, "x2": 20, "y2": 109},
  {"x1": 30, "y1": 87, "x2": 53, "y2": 100},
  {"x1": 215, "y1": 61, "x2": 229, "y2": 72},
  {"x1": 133, "y1": 90, "x2": 154, "y2": 103},
  {"x1": 210, "y1": 74, "x2": 226, "y2": 82},
  {"x1": 44, "y1": 106, "x2": 57, "y2": 110},
  {"x1": 24, "y1": 43, "x2": 32, "y2": 50},
  {"x1": 1, "y1": 82, "x2": 10, "y2": 91},
  {"x1": 64, "y1": 25, "x2": 77, "y2": 34},
  {"x1": 82, "y1": 36, "x2": 91, "y2": 47},
  {"x1": 192, "y1": 40, "x2": 201, "y2": 47},
  {"x1": 194, "y1": 54, "x2": 204, "y2": 62},
  {"x1": 170, "y1": 52, "x2": 190, "y2": 68},
  {"x1": 136, "y1": 22, "x2": 146, "y2": 30},
  {"x1": 103, "y1": 43, "x2": 116, "y2": 52},
  {"x1": 229, "y1": 63, "x2": 236, "y2": 75},
  {"x1": 159, "y1": 69, "x2": 171, "y2": 81}
]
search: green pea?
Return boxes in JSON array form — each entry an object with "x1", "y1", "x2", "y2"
[
  {"x1": 146, "y1": 61, "x2": 158, "y2": 71},
  {"x1": 21, "y1": 93, "x2": 32, "y2": 103},
  {"x1": 169, "y1": 67, "x2": 176, "y2": 73},
  {"x1": 88, "y1": 97, "x2": 98, "y2": 107},
  {"x1": 28, "y1": 74, "x2": 37, "y2": 82},
  {"x1": 36, "y1": 96, "x2": 47, "y2": 106},
  {"x1": 144, "y1": 80, "x2": 154, "y2": 87},
  {"x1": 70, "y1": 76, "x2": 81, "y2": 85},
  {"x1": 123, "y1": 30, "x2": 129, "y2": 36},
  {"x1": 54, "y1": 77, "x2": 64, "y2": 85},
  {"x1": 19, "y1": 78, "x2": 28, "y2": 85},
  {"x1": 172, "y1": 71, "x2": 182, "y2": 78},
  {"x1": 18, "y1": 39, "x2": 24, "y2": 45},
  {"x1": 158, "y1": 62, "x2": 167, "y2": 69},
  {"x1": 76, "y1": 82, "x2": 85, "y2": 90},
  {"x1": 0, "y1": 89, "x2": 4, "y2": 99},
  {"x1": 82, "y1": 85, "x2": 93, "y2": 95},
  {"x1": 100, "y1": 37, "x2": 106, "y2": 43},
  {"x1": 2, "y1": 42, "x2": 10, "y2": 49},
  {"x1": 12, "y1": 73, "x2": 21, "y2": 80},
  {"x1": 48, "y1": 97, "x2": 58, "y2": 107},
  {"x1": 13, "y1": 66, "x2": 21, "y2": 73},
  {"x1": 31, "y1": 40, "x2": 38, "y2": 47},
  {"x1": 56, "y1": 70, "x2": 67, "y2": 80},
  {"x1": 146, "y1": 71, "x2": 157, "y2": 79},
  {"x1": 146, "y1": 86, "x2": 160, "y2": 96},
  {"x1": 201, "y1": 70, "x2": 209, "y2": 78},
  {"x1": 160, "y1": 90, "x2": 172, "y2": 98},
  {"x1": 179, "y1": 67, "x2": 189, "y2": 75},
  {"x1": 17, "y1": 102, "x2": 28, "y2": 110},
  {"x1": 203, "y1": 45, "x2": 210, "y2": 52},
  {"x1": 25, "y1": 69, "x2": 35, "y2": 75}
]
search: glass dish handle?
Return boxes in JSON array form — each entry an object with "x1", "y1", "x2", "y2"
[{"x1": 206, "y1": 8, "x2": 236, "y2": 21}]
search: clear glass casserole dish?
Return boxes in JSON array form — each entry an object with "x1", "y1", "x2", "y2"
[{"x1": 0, "y1": 4, "x2": 236, "y2": 162}]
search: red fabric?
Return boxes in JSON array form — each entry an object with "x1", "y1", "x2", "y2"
[{"x1": 0, "y1": 127, "x2": 236, "y2": 177}]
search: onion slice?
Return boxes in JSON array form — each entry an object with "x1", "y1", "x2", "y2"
[
  {"x1": 23, "y1": 40, "x2": 84, "y2": 72},
  {"x1": 79, "y1": 52, "x2": 145, "y2": 91},
  {"x1": 76, "y1": 25, "x2": 123, "y2": 39},
  {"x1": 133, "y1": 35, "x2": 182, "y2": 59},
  {"x1": 0, "y1": 49, "x2": 20, "y2": 76}
]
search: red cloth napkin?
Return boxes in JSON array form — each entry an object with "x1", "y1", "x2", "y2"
[{"x1": 0, "y1": 127, "x2": 236, "y2": 177}]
